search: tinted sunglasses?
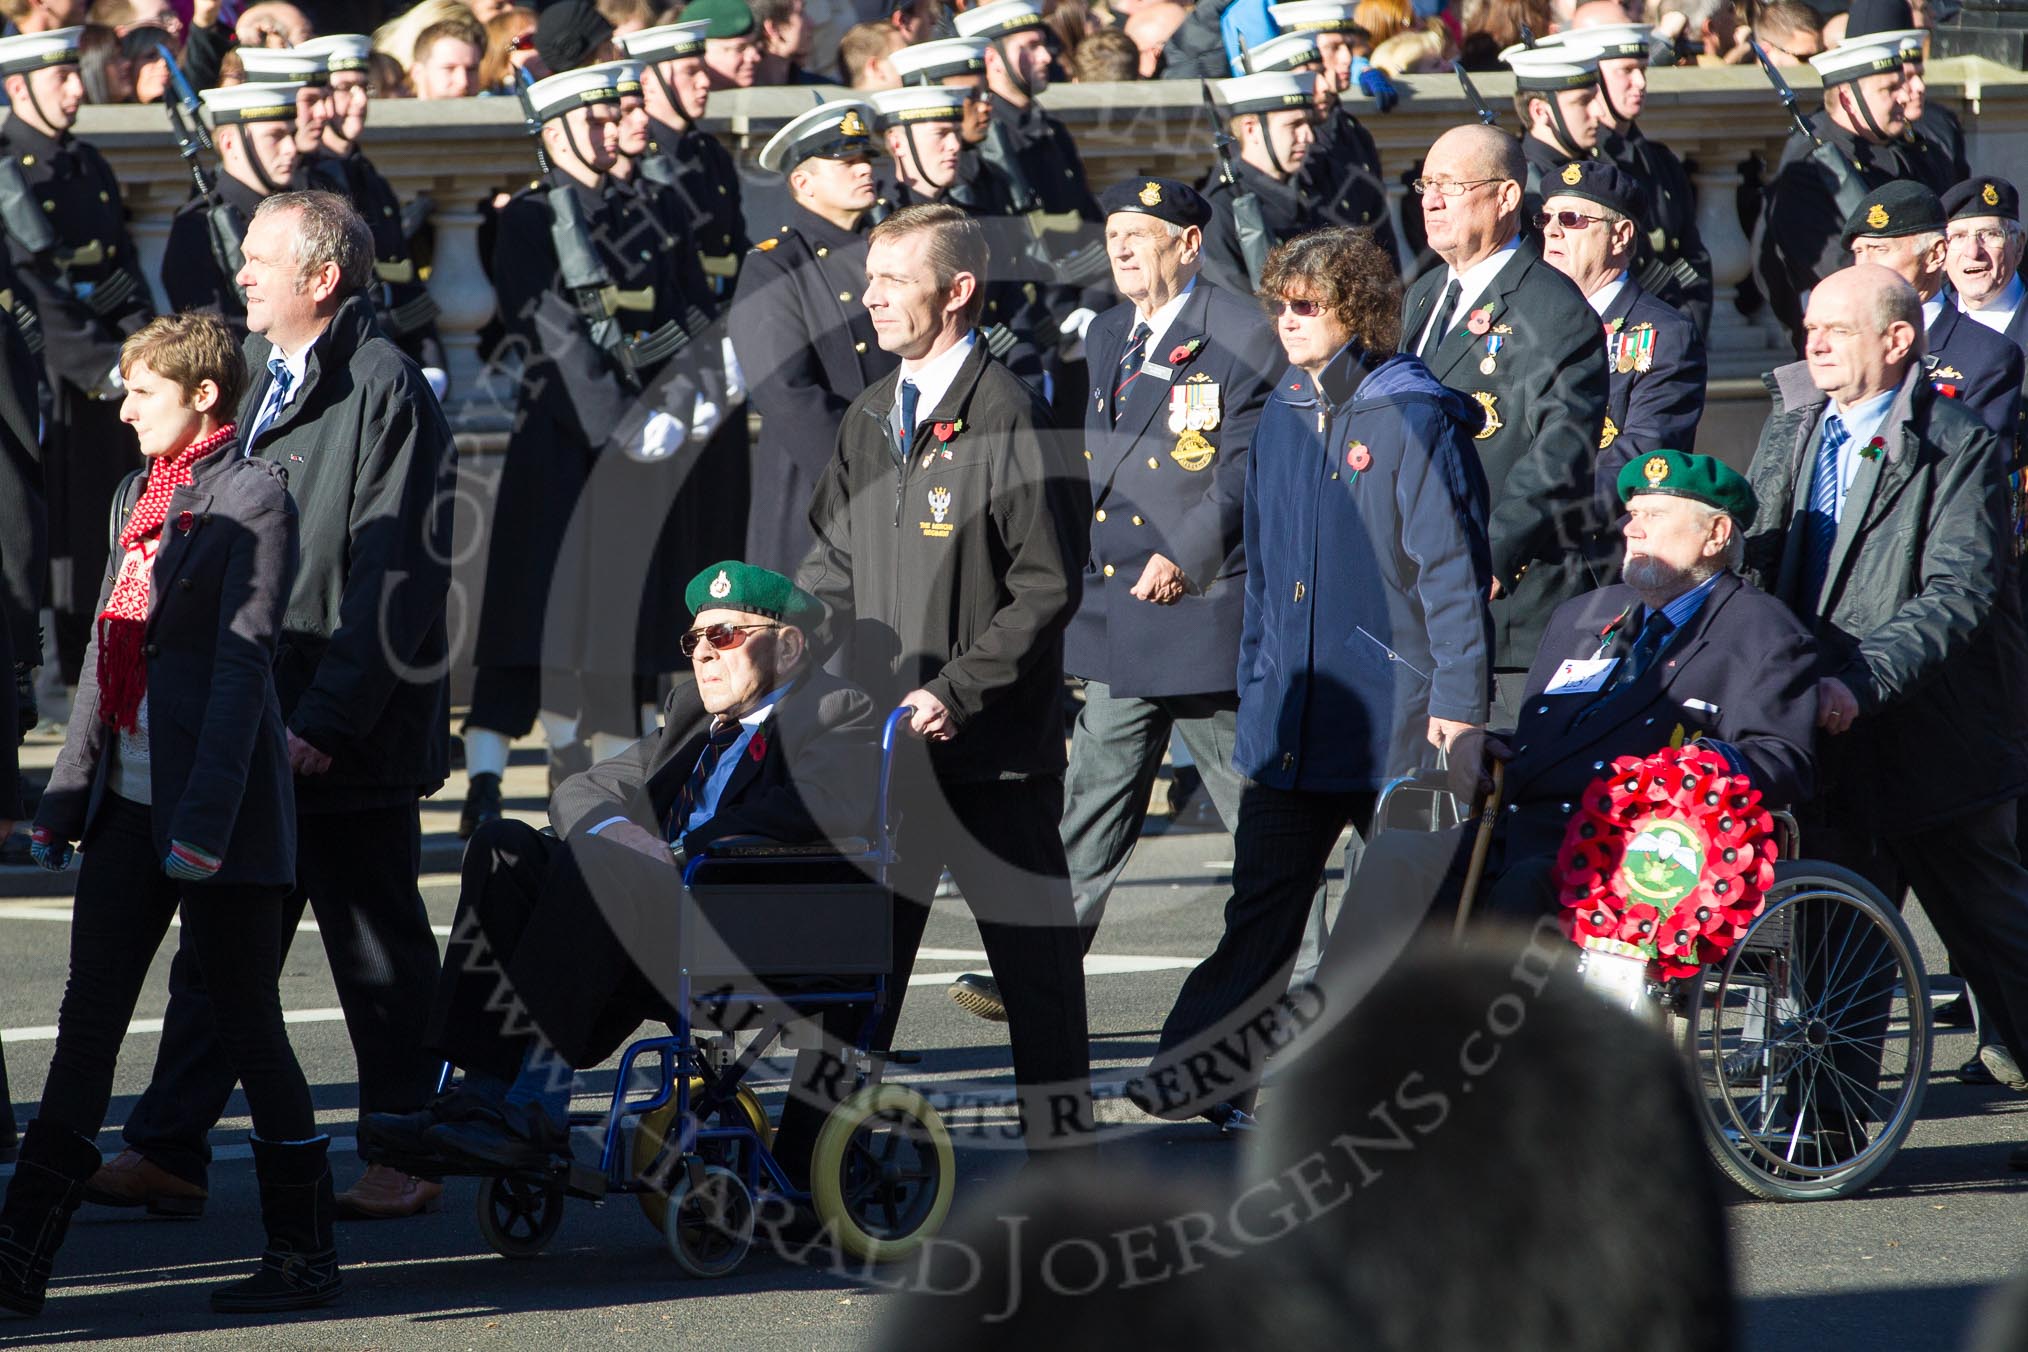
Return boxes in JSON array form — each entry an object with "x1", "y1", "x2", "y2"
[
  {"x1": 1274, "y1": 298, "x2": 1324, "y2": 317},
  {"x1": 679, "y1": 622, "x2": 778, "y2": 657},
  {"x1": 1534, "y1": 209, "x2": 1608, "y2": 231}
]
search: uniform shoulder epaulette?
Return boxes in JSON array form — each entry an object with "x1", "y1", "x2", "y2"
[{"x1": 754, "y1": 237, "x2": 779, "y2": 251}]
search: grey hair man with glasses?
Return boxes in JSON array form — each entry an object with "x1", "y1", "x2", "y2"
[
  {"x1": 1945, "y1": 176, "x2": 2028, "y2": 353},
  {"x1": 1399, "y1": 123, "x2": 1609, "y2": 726}
]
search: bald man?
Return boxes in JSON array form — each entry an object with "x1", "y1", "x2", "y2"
[
  {"x1": 1746, "y1": 264, "x2": 2028, "y2": 1171},
  {"x1": 1399, "y1": 124, "x2": 1609, "y2": 723},
  {"x1": 1123, "y1": 1, "x2": 1188, "y2": 77}
]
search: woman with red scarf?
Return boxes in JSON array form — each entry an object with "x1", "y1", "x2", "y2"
[{"x1": 0, "y1": 313, "x2": 341, "y2": 1320}]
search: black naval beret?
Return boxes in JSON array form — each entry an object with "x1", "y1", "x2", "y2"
[
  {"x1": 1543, "y1": 159, "x2": 1642, "y2": 223},
  {"x1": 1840, "y1": 179, "x2": 1945, "y2": 249},
  {"x1": 1943, "y1": 176, "x2": 2020, "y2": 223},
  {"x1": 1097, "y1": 177, "x2": 1212, "y2": 230},
  {"x1": 1844, "y1": 0, "x2": 1913, "y2": 38}
]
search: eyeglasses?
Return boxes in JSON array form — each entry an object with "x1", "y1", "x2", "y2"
[
  {"x1": 1274, "y1": 297, "x2": 1324, "y2": 317},
  {"x1": 1411, "y1": 176, "x2": 1505, "y2": 198},
  {"x1": 1948, "y1": 226, "x2": 2012, "y2": 251},
  {"x1": 1533, "y1": 209, "x2": 1609, "y2": 231},
  {"x1": 679, "y1": 622, "x2": 779, "y2": 657}
]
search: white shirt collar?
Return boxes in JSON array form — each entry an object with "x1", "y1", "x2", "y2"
[
  {"x1": 1132, "y1": 277, "x2": 1198, "y2": 357},
  {"x1": 1922, "y1": 294, "x2": 1945, "y2": 331},
  {"x1": 1961, "y1": 272, "x2": 2026, "y2": 332},
  {"x1": 1421, "y1": 237, "x2": 1521, "y2": 352},
  {"x1": 1587, "y1": 271, "x2": 1629, "y2": 317},
  {"x1": 897, "y1": 331, "x2": 977, "y2": 426}
]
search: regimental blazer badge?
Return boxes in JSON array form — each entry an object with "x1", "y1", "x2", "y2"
[{"x1": 1471, "y1": 391, "x2": 1502, "y2": 439}]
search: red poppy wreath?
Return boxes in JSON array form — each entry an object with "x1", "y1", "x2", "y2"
[{"x1": 1553, "y1": 743, "x2": 1778, "y2": 980}]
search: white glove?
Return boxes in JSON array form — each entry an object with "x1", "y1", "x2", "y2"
[
  {"x1": 688, "y1": 391, "x2": 722, "y2": 443},
  {"x1": 420, "y1": 367, "x2": 449, "y2": 402},
  {"x1": 721, "y1": 336, "x2": 746, "y2": 406},
  {"x1": 635, "y1": 410, "x2": 686, "y2": 462},
  {"x1": 1059, "y1": 307, "x2": 1097, "y2": 341}
]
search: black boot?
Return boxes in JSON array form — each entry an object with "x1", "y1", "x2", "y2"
[
  {"x1": 0, "y1": 1120, "x2": 102, "y2": 1318},
  {"x1": 210, "y1": 1136, "x2": 342, "y2": 1314},
  {"x1": 459, "y1": 772, "x2": 503, "y2": 841}
]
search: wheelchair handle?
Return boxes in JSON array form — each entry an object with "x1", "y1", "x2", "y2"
[{"x1": 874, "y1": 704, "x2": 915, "y2": 869}]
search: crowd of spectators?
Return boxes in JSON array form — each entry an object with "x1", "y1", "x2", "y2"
[{"x1": 4, "y1": 0, "x2": 1830, "y2": 102}]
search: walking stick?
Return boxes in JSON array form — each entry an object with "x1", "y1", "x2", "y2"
[{"x1": 1452, "y1": 760, "x2": 1505, "y2": 941}]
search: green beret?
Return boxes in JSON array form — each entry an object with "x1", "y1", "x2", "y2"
[
  {"x1": 685, "y1": 560, "x2": 822, "y2": 625},
  {"x1": 680, "y1": 0, "x2": 755, "y2": 39},
  {"x1": 1616, "y1": 449, "x2": 1758, "y2": 524}
]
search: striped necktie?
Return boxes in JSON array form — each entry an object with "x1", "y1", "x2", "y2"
[
  {"x1": 1112, "y1": 322, "x2": 1151, "y2": 424},
  {"x1": 669, "y1": 719, "x2": 744, "y2": 840},
  {"x1": 246, "y1": 356, "x2": 294, "y2": 447},
  {"x1": 1800, "y1": 410, "x2": 1849, "y2": 608}
]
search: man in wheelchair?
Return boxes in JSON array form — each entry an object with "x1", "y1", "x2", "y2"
[
  {"x1": 1468, "y1": 451, "x2": 1821, "y2": 917},
  {"x1": 360, "y1": 562, "x2": 879, "y2": 1174}
]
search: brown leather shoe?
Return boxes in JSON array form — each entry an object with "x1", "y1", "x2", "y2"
[
  {"x1": 81, "y1": 1149, "x2": 208, "y2": 1217},
  {"x1": 334, "y1": 1163, "x2": 443, "y2": 1220}
]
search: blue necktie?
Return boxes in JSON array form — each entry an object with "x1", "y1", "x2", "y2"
[
  {"x1": 1801, "y1": 410, "x2": 1849, "y2": 607},
  {"x1": 247, "y1": 356, "x2": 294, "y2": 446},
  {"x1": 1112, "y1": 322, "x2": 1151, "y2": 424},
  {"x1": 670, "y1": 719, "x2": 744, "y2": 839},
  {"x1": 897, "y1": 379, "x2": 920, "y2": 451}
]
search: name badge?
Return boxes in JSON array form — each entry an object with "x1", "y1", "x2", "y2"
[
  {"x1": 1139, "y1": 361, "x2": 1174, "y2": 381},
  {"x1": 1545, "y1": 657, "x2": 1619, "y2": 695}
]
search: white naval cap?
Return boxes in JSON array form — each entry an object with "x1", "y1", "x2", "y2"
[
  {"x1": 1809, "y1": 38, "x2": 1904, "y2": 85},
  {"x1": 236, "y1": 47, "x2": 330, "y2": 84},
  {"x1": 756, "y1": 98, "x2": 878, "y2": 174},
  {"x1": 1501, "y1": 39, "x2": 1602, "y2": 89},
  {"x1": 620, "y1": 19, "x2": 711, "y2": 62},
  {"x1": 1568, "y1": 21, "x2": 1652, "y2": 59},
  {"x1": 1843, "y1": 25, "x2": 1927, "y2": 57},
  {"x1": 0, "y1": 26, "x2": 82, "y2": 76},
  {"x1": 869, "y1": 83, "x2": 971, "y2": 127},
  {"x1": 200, "y1": 81, "x2": 304, "y2": 124},
  {"x1": 588, "y1": 57, "x2": 646, "y2": 96},
  {"x1": 1213, "y1": 69, "x2": 1317, "y2": 115},
  {"x1": 522, "y1": 64, "x2": 623, "y2": 123},
  {"x1": 952, "y1": 0, "x2": 1046, "y2": 41},
  {"x1": 1239, "y1": 30, "x2": 1322, "y2": 74},
  {"x1": 294, "y1": 34, "x2": 373, "y2": 74},
  {"x1": 888, "y1": 36, "x2": 990, "y2": 83},
  {"x1": 1267, "y1": 1, "x2": 1360, "y2": 32}
]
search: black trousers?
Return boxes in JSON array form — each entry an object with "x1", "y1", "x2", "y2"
[
  {"x1": 465, "y1": 665, "x2": 654, "y2": 741},
  {"x1": 122, "y1": 803, "x2": 441, "y2": 1185},
  {"x1": 1155, "y1": 782, "x2": 1376, "y2": 1074},
  {"x1": 866, "y1": 773, "x2": 1092, "y2": 1155},
  {"x1": 40, "y1": 795, "x2": 315, "y2": 1145}
]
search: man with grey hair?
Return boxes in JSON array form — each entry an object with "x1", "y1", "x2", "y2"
[
  {"x1": 90, "y1": 189, "x2": 461, "y2": 1222},
  {"x1": 1746, "y1": 263, "x2": 2028, "y2": 1171}
]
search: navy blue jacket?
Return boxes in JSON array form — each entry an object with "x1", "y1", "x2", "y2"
[
  {"x1": 1926, "y1": 296, "x2": 2023, "y2": 441},
  {"x1": 1596, "y1": 277, "x2": 1707, "y2": 505},
  {"x1": 1234, "y1": 349, "x2": 1493, "y2": 792},
  {"x1": 1062, "y1": 280, "x2": 1282, "y2": 697}
]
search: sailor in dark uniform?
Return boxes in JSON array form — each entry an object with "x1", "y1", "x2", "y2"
[
  {"x1": 1843, "y1": 181, "x2": 2022, "y2": 440},
  {"x1": 620, "y1": 20, "x2": 748, "y2": 301},
  {"x1": 294, "y1": 35, "x2": 447, "y2": 397},
  {"x1": 1568, "y1": 16, "x2": 1715, "y2": 336},
  {"x1": 1757, "y1": 36, "x2": 1914, "y2": 352},
  {"x1": 462, "y1": 65, "x2": 731, "y2": 831},
  {"x1": 1504, "y1": 37, "x2": 1606, "y2": 214},
  {"x1": 1537, "y1": 159, "x2": 1706, "y2": 528},
  {"x1": 887, "y1": 37, "x2": 1004, "y2": 210},
  {"x1": 1836, "y1": 0, "x2": 1966, "y2": 193},
  {"x1": 1198, "y1": 70, "x2": 1316, "y2": 296},
  {"x1": 0, "y1": 27, "x2": 154, "y2": 686},
  {"x1": 954, "y1": 0, "x2": 1103, "y2": 239},
  {"x1": 726, "y1": 100, "x2": 898, "y2": 574},
  {"x1": 1260, "y1": 2, "x2": 1399, "y2": 270},
  {"x1": 162, "y1": 82, "x2": 301, "y2": 341}
]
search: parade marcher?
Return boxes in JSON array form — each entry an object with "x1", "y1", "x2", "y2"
[
  {"x1": 1254, "y1": 5, "x2": 1400, "y2": 271},
  {"x1": 162, "y1": 80, "x2": 301, "y2": 340},
  {"x1": 1745, "y1": 264, "x2": 2028, "y2": 1170},
  {"x1": 620, "y1": 19, "x2": 750, "y2": 301},
  {"x1": 1537, "y1": 159, "x2": 1707, "y2": 523},
  {"x1": 1468, "y1": 451, "x2": 1817, "y2": 918},
  {"x1": 98, "y1": 193, "x2": 457, "y2": 1224},
  {"x1": 1147, "y1": 226, "x2": 1491, "y2": 1126},
  {"x1": 361, "y1": 562, "x2": 878, "y2": 1181},
  {"x1": 885, "y1": 38, "x2": 1025, "y2": 220},
  {"x1": 1839, "y1": 0, "x2": 1965, "y2": 194},
  {"x1": 1844, "y1": 180, "x2": 2022, "y2": 439},
  {"x1": 1504, "y1": 37, "x2": 1605, "y2": 211},
  {"x1": 1198, "y1": 70, "x2": 1316, "y2": 296},
  {"x1": 463, "y1": 65, "x2": 730, "y2": 832},
  {"x1": 947, "y1": 177, "x2": 1282, "y2": 1022},
  {"x1": 295, "y1": 34, "x2": 448, "y2": 398},
  {"x1": 954, "y1": 0, "x2": 1104, "y2": 239},
  {"x1": 800, "y1": 203, "x2": 1094, "y2": 1161},
  {"x1": 728, "y1": 99, "x2": 897, "y2": 575},
  {"x1": 0, "y1": 27, "x2": 154, "y2": 686},
  {"x1": 1568, "y1": 6, "x2": 1716, "y2": 336},
  {"x1": 1756, "y1": 35, "x2": 1912, "y2": 352},
  {"x1": 1, "y1": 312, "x2": 340, "y2": 1318},
  {"x1": 1399, "y1": 124, "x2": 1609, "y2": 723},
  {"x1": 1945, "y1": 175, "x2": 2028, "y2": 351}
]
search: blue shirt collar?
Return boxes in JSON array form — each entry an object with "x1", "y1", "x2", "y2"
[{"x1": 1646, "y1": 571, "x2": 1724, "y2": 631}]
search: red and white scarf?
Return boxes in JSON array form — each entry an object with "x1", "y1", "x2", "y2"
[{"x1": 96, "y1": 423, "x2": 238, "y2": 731}]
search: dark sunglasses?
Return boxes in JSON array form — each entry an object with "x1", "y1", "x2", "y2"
[
  {"x1": 679, "y1": 622, "x2": 779, "y2": 657},
  {"x1": 1274, "y1": 298, "x2": 1324, "y2": 317},
  {"x1": 1534, "y1": 209, "x2": 1608, "y2": 231}
]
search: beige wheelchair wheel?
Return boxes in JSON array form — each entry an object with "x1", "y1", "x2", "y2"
[
  {"x1": 809, "y1": 1083, "x2": 954, "y2": 1263},
  {"x1": 633, "y1": 1078, "x2": 773, "y2": 1233}
]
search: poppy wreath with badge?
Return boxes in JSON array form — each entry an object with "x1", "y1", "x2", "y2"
[{"x1": 1553, "y1": 743, "x2": 1778, "y2": 980}]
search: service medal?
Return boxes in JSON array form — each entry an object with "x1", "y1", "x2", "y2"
[
  {"x1": 1171, "y1": 429, "x2": 1216, "y2": 471},
  {"x1": 1471, "y1": 391, "x2": 1502, "y2": 439},
  {"x1": 1632, "y1": 324, "x2": 1655, "y2": 373},
  {"x1": 1600, "y1": 415, "x2": 1619, "y2": 450}
]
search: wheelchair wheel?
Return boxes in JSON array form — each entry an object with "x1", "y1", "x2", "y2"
[
  {"x1": 634, "y1": 1078, "x2": 773, "y2": 1234},
  {"x1": 809, "y1": 1083, "x2": 954, "y2": 1263},
  {"x1": 663, "y1": 1163, "x2": 757, "y2": 1279},
  {"x1": 1686, "y1": 861, "x2": 1932, "y2": 1201},
  {"x1": 475, "y1": 1174, "x2": 566, "y2": 1258}
]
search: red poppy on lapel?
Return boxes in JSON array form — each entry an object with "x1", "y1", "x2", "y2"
[
  {"x1": 747, "y1": 731, "x2": 768, "y2": 762},
  {"x1": 175, "y1": 511, "x2": 195, "y2": 534}
]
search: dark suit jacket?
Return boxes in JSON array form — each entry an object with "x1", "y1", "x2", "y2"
[
  {"x1": 1499, "y1": 571, "x2": 1818, "y2": 862},
  {"x1": 36, "y1": 446, "x2": 301, "y2": 886},
  {"x1": 1596, "y1": 277, "x2": 1707, "y2": 505},
  {"x1": 550, "y1": 666, "x2": 880, "y2": 856},
  {"x1": 1925, "y1": 297, "x2": 2023, "y2": 441},
  {"x1": 1063, "y1": 279, "x2": 1282, "y2": 698},
  {"x1": 1399, "y1": 237, "x2": 1611, "y2": 668}
]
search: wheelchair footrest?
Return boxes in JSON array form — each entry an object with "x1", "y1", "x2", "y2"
[{"x1": 563, "y1": 1163, "x2": 608, "y2": 1201}]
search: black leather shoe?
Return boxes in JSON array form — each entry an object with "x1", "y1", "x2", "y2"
[
  {"x1": 459, "y1": 773, "x2": 502, "y2": 841},
  {"x1": 1980, "y1": 1043, "x2": 2028, "y2": 1091},
  {"x1": 1957, "y1": 1055, "x2": 2001, "y2": 1086},
  {"x1": 947, "y1": 973, "x2": 1007, "y2": 1023},
  {"x1": 424, "y1": 1103, "x2": 568, "y2": 1172},
  {"x1": 1935, "y1": 992, "x2": 1975, "y2": 1028},
  {"x1": 359, "y1": 1090, "x2": 502, "y2": 1163}
]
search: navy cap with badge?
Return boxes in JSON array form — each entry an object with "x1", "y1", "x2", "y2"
[
  {"x1": 1543, "y1": 159, "x2": 1643, "y2": 223},
  {"x1": 1097, "y1": 176, "x2": 1212, "y2": 230},
  {"x1": 757, "y1": 99, "x2": 878, "y2": 174},
  {"x1": 0, "y1": 27, "x2": 81, "y2": 76},
  {"x1": 1840, "y1": 180, "x2": 1945, "y2": 249},
  {"x1": 1943, "y1": 176, "x2": 2020, "y2": 223}
]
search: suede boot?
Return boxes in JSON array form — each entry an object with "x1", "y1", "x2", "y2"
[{"x1": 209, "y1": 1136, "x2": 343, "y2": 1314}]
